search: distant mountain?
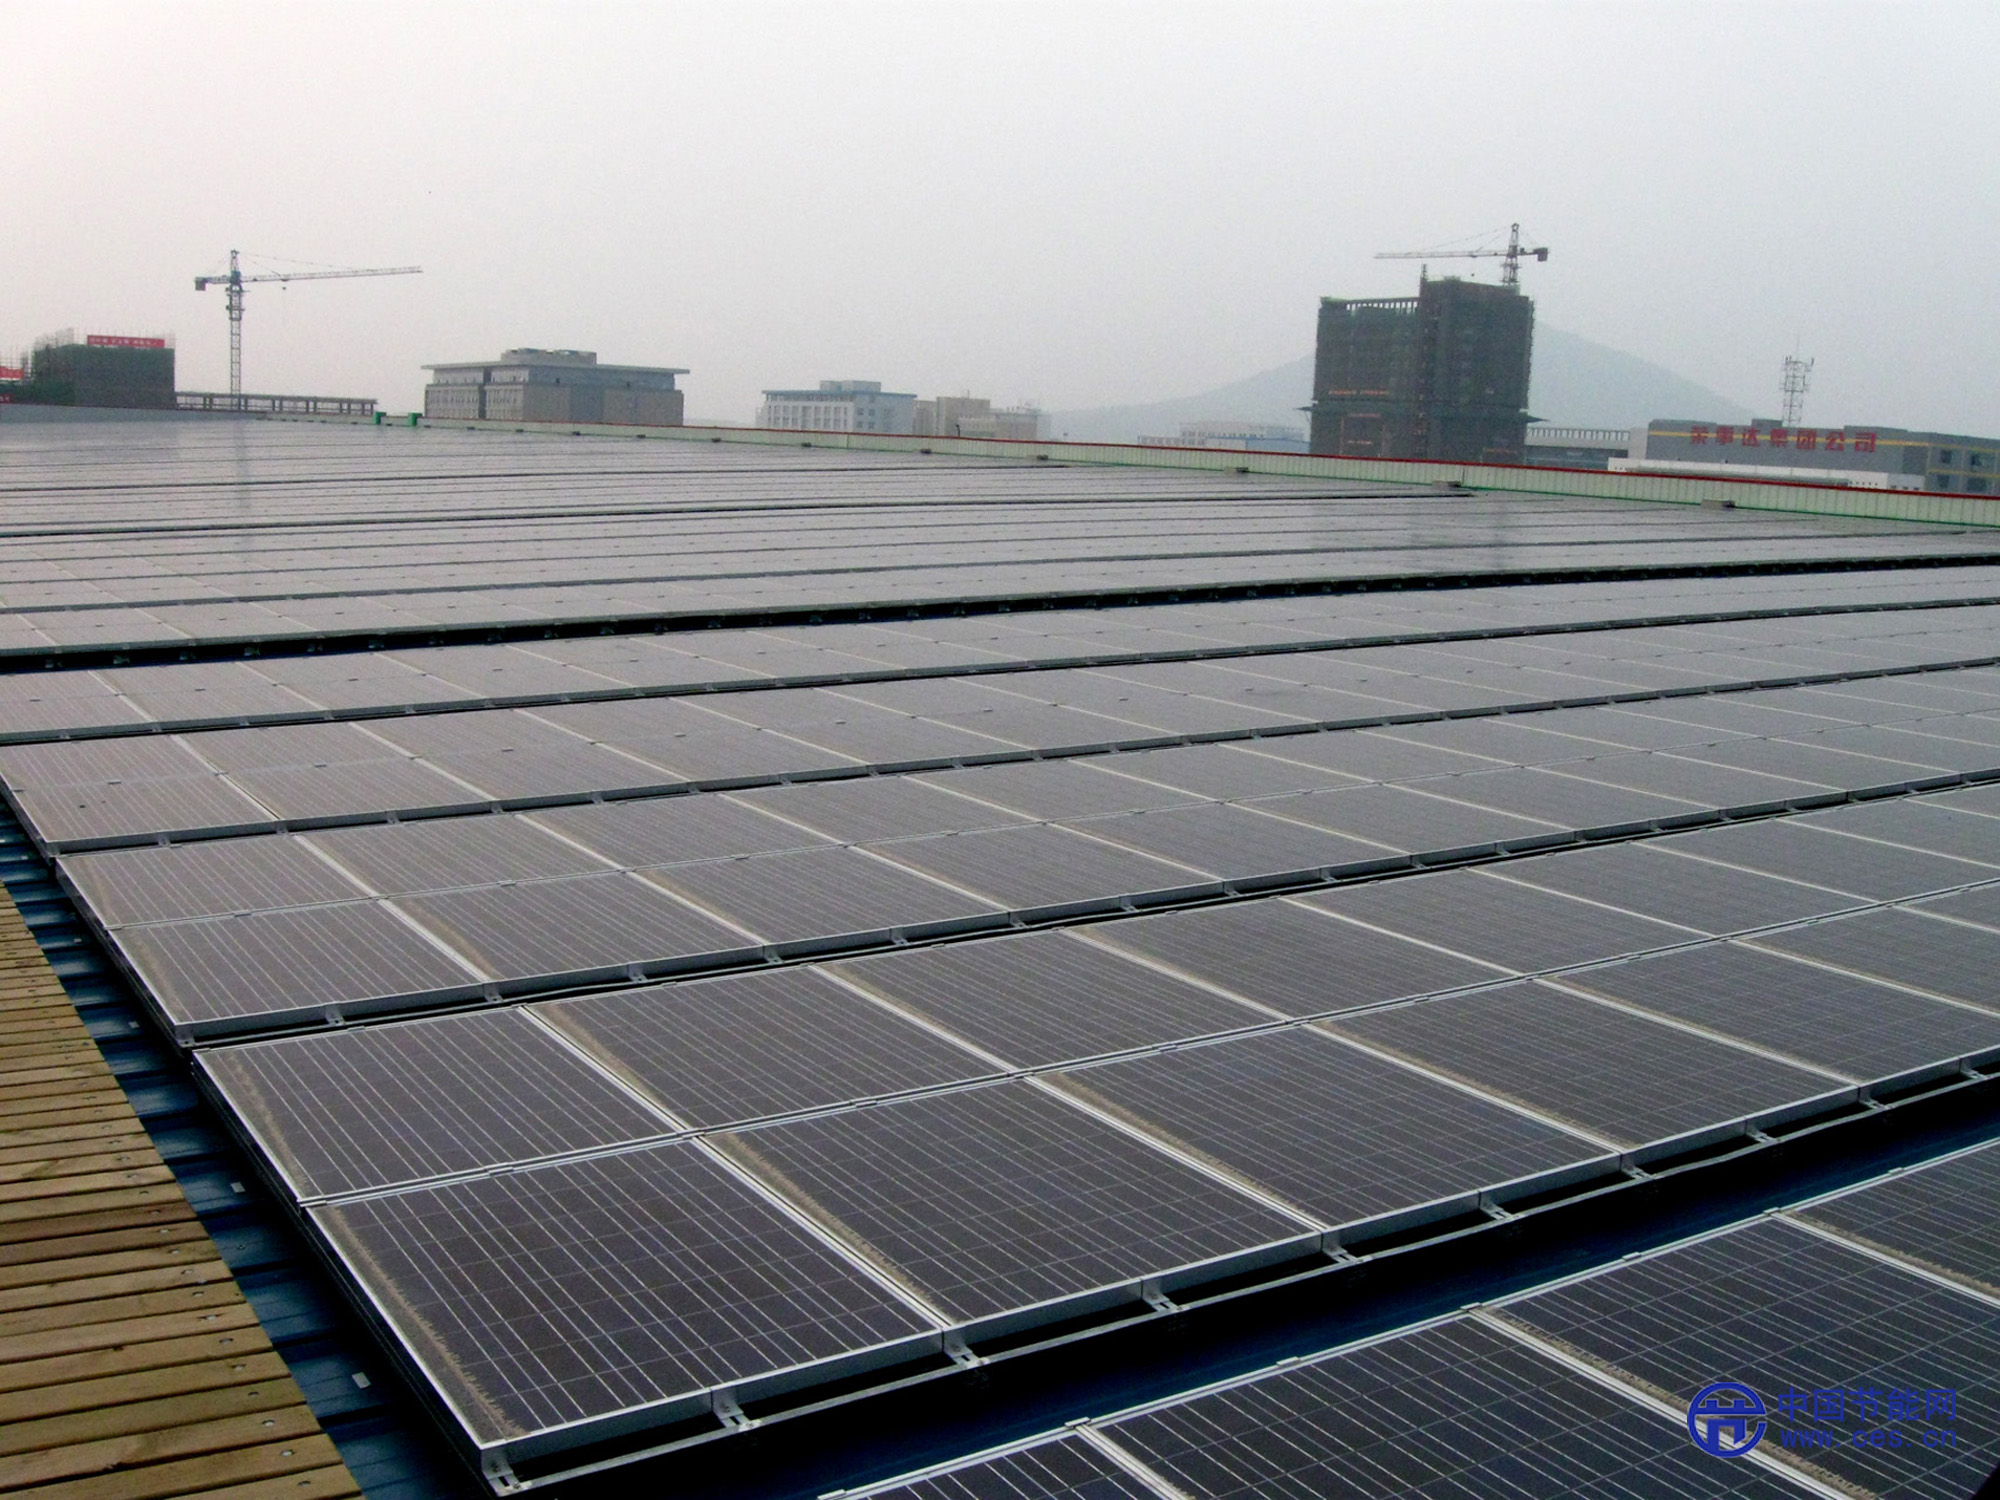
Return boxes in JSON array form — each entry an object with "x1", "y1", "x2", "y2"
[{"x1": 1045, "y1": 326, "x2": 1751, "y2": 444}]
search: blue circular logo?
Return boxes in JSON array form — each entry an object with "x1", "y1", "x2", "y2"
[{"x1": 1688, "y1": 1381, "x2": 1767, "y2": 1457}]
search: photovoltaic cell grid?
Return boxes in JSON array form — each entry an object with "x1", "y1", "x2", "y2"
[{"x1": 15, "y1": 423, "x2": 2000, "y2": 1486}]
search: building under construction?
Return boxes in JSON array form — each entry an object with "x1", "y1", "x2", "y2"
[
  {"x1": 1308, "y1": 277, "x2": 1534, "y2": 463},
  {"x1": 17, "y1": 333, "x2": 175, "y2": 410}
]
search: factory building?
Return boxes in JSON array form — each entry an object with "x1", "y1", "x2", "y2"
[
  {"x1": 1308, "y1": 278, "x2": 1534, "y2": 463},
  {"x1": 1620, "y1": 419, "x2": 2000, "y2": 494},
  {"x1": 913, "y1": 395, "x2": 1044, "y2": 441},
  {"x1": 1523, "y1": 425, "x2": 1639, "y2": 470},
  {"x1": 19, "y1": 333, "x2": 175, "y2": 409},
  {"x1": 758, "y1": 380, "x2": 917, "y2": 434},
  {"x1": 424, "y1": 349, "x2": 686, "y2": 425}
]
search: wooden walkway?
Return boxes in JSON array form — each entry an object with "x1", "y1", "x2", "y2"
[{"x1": 0, "y1": 891, "x2": 361, "y2": 1499}]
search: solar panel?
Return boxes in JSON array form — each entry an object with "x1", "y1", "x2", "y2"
[
  {"x1": 396, "y1": 872, "x2": 751, "y2": 980},
  {"x1": 12, "y1": 774, "x2": 273, "y2": 848},
  {"x1": 62, "y1": 835, "x2": 362, "y2": 924},
  {"x1": 1091, "y1": 898, "x2": 1502, "y2": 1015},
  {"x1": 312, "y1": 1142, "x2": 938, "y2": 1449},
  {"x1": 114, "y1": 902, "x2": 483, "y2": 1034},
  {"x1": 1270, "y1": 784, "x2": 1556, "y2": 854},
  {"x1": 1799, "y1": 1143, "x2": 2000, "y2": 1298},
  {"x1": 1560, "y1": 939, "x2": 2000, "y2": 1077},
  {"x1": 1744, "y1": 910, "x2": 2000, "y2": 1013},
  {"x1": 1303, "y1": 869, "x2": 1697, "y2": 972},
  {"x1": 1488, "y1": 840, "x2": 1859, "y2": 934},
  {"x1": 732, "y1": 776, "x2": 1033, "y2": 842},
  {"x1": 200, "y1": 1008, "x2": 666, "y2": 1196},
  {"x1": 306, "y1": 815, "x2": 607, "y2": 896},
  {"x1": 852, "y1": 1436, "x2": 1163, "y2": 1500},
  {"x1": 833, "y1": 930, "x2": 1266, "y2": 1065},
  {"x1": 920, "y1": 758, "x2": 1207, "y2": 820},
  {"x1": 1075, "y1": 803, "x2": 1381, "y2": 877},
  {"x1": 1659, "y1": 818, "x2": 1997, "y2": 899},
  {"x1": 541, "y1": 968, "x2": 990, "y2": 1126},
  {"x1": 1503, "y1": 1218, "x2": 2000, "y2": 1500},
  {"x1": 1328, "y1": 981, "x2": 1840, "y2": 1146},
  {"x1": 714, "y1": 1081, "x2": 1307, "y2": 1323},
  {"x1": 1789, "y1": 797, "x2": 2000, "y2": 865},
  {"x1": 1101, "y1": 1318, "x2": 1807, "y2": 1500},
  {"x1": 1051, "y1": 1027, "x2": 1601, "y2": 1227},
  {"x1": 868, "y1": 824, "x2": 1204, "y2": 909},
  {"x1": 532, "y1": 793, "x2": 830, "y2": 868},
  {"x1": 643, "y1": 846, "x2": 998, "y2": 942}
]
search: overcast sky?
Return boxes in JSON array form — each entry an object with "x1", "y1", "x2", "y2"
[{"x1": 8, "y1": 2, "x2": 1996, "y2": 429}]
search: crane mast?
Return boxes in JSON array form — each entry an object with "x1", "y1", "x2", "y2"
[{"x1": 194, "y1": 250, "x2": 421, "y2": 394}]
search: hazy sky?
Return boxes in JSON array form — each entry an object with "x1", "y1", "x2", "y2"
[{"x1": 9, "y1": 2, "x2": 1997, "y2": 429}]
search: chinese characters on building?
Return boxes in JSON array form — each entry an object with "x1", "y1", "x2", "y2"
[{"x1": 1687, "y1": 423, "x2": 1877, "y2": 454}]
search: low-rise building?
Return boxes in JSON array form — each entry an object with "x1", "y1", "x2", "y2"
[
  {"x1": 425, "y1": 349, "x2": 686, "y2": 425},
  {"x1": 913, "y1": 395, "x2": 1044, "y2": 441},
  {"x1": 1617, "y1": 419, "x2": 1999, "y2": 494},
  {"x1": 757, "y1": 380, "x2": 916, "y2": 434},
  {"x1": 1523, "y1": 426, "x2": 1638, "y2": 470},
  {"x1": 1138, "y1": 421, "x2": 1309, "y2": 454}
]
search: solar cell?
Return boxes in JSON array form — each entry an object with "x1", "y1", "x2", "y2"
[
  {"x1": 1052, "y1": 1027, "x2": 1600, "y2": 1226},
  {"x1": 1799, "y1": 1143, "x2": 2000, "y2": 1298},
  {"x1": 716, "y1": 1081, "x2": 1307, "y2": 1323},
  {"x1": 1432, "y1": 766, "x2": 1703, "y2": 828},
  {"x1": 1329, "y1": 981, "x2": 1840, "y2": 1146},
  {"x1": 225, "y1": 758, "x2": 483, "y2": 819},
  {"x1": 1101, "y1": 1318, "x2": 1807, "y2": 1500},
  {"x1": 833, "y1": 930, "x2": 1266, "y2": 1065},
  {"x1": 62, "y1": 835, "x2": 362, "y2": 924},
  {"x1": 1302, "y1": 869, "x2": 1697, "y2": 972},
  {"x1": 640, "y1": 846, "x2": 998, "y2": 942},
  {"x1": 1503, "y1": 1218, "x2": 2000, "y2": 1500},
  {"x1": 541, "y1": 968, "x2": 989, "y2": 1126},
  {"x1": 1091, "y1": 898, "x2": 1501, "y2": 1015},
  {"x1": 201, "y1": 1008, "x2": 666, "y2": 1196},
  {"x1": 1082, "y1": 743, "x2": 1351, "y2": 802},
  {"x1": 313, "y1": 1142, "x2": 938, "y2": 1447},
  {"x1": 12, "y1": 774, "x2": 274, "y2": 848},
  {"x1": 396, "y1": 872, "x2": 751, "y2": 980}
]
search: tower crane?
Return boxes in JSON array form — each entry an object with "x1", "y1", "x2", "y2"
[
  {"x1": 194, "y1": 250, "x2": 422, "y2": 394},
  {"x1": 1375, "y1": 223, "x2": 1548, "y2": 288}
]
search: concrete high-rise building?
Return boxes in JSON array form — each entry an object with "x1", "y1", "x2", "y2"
[
  {"x1": 1308, "y1": 278, "x2": 1534, "y2": 463},
  {"x1": 758, "y1": 380, "x2": 917, "y2": 435},
  {"x1": 424, "y1": 349, "x2": 686, "y2": 425}
]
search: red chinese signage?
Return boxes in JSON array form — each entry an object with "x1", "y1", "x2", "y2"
[
  {"x1": 85, "y1": 334, "x2": 167, "y2": 349},
  {"x1": 1688, "y1": 423, "x2": 1874, "y2": 455},
  {"x1": 0, "y1": 366, "x2": 23, "y2": 382}
]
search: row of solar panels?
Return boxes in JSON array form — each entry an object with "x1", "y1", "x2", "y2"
[
  {"x1": 847, "y1": 1140, "x2": 2000, "y2": 1499},
  {"x1": 30, "y1": 679, "x2": 2000, "y2": 1038},
  {"x1": 9, "y1": 583, "x2": 2000, "y2": 744},
  {"x1": 9, "y1": 526, "x2": 1995, "y2": 657},
  {"x1": 12, "y1": 626, "x2": 2000, "y2": 853}
]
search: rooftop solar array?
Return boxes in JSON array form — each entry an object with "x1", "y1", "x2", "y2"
[{"x1": 6, "y1": 420, "x2": 2000, "y2": 1494}]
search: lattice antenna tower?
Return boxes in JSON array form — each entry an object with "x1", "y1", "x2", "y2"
[{"x1": 1781, "y1": 355, "x2": 1814, "y2": 427}]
